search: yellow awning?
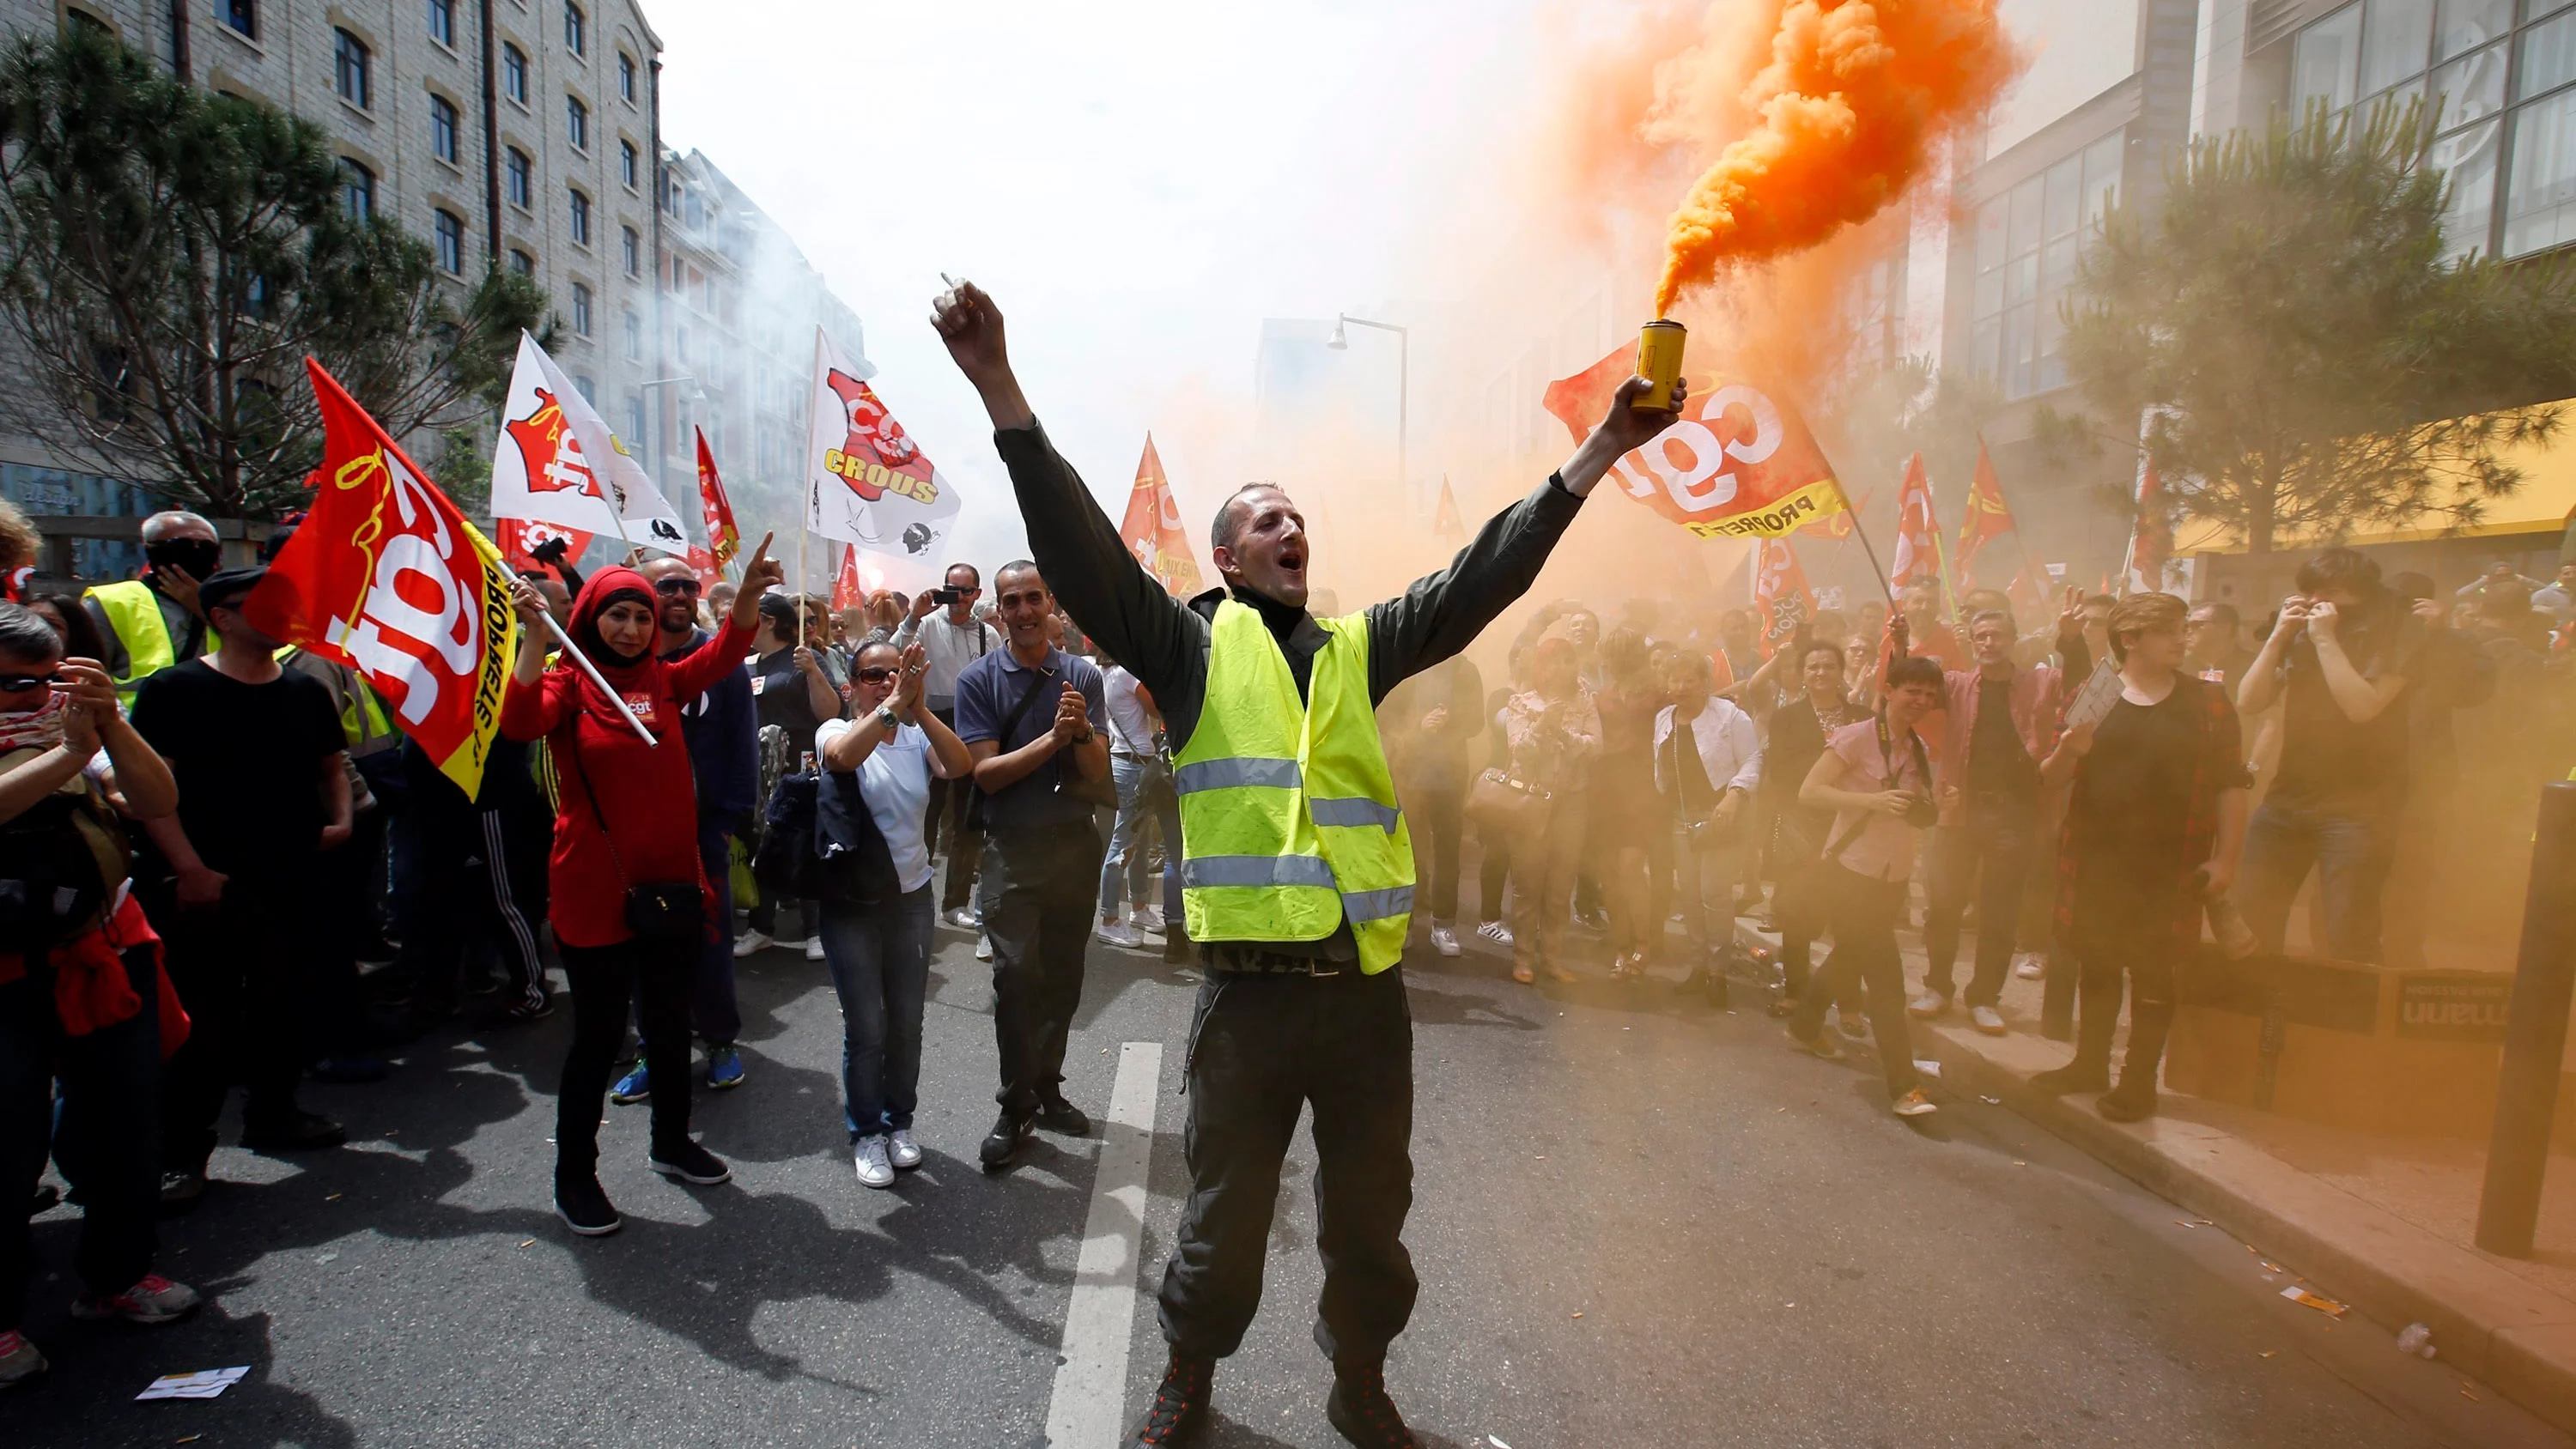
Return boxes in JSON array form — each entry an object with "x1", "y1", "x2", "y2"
[{"x1": 2179, "y1": 406, "x2": 2576, "y2": 554}]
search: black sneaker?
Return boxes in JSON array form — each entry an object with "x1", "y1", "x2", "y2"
[
  {"x1": 647, "y1": 1140, "x2": 732, "y2": 1185},
  {"x1": 980, "y1": 1109, "x2": 1032, "y2": 1168},
  {"x1": 555, "y1": 1173, "x2": 623, "y2": 1236},
  {"x1": 1036, "y1": 1096, "x2": 1092, "y2": 1137},
  {"x1": 1132, "y1": 1348, "x2": 1213, "y2": 1446},
  {"x1": 241, "y1": 1110, "x2": 347, "y2": 1152},
  {"x1": 157, "y1": 1169, "x2": 207, "y2": 1216},
  {"x1": 1325, "y1": 1361, "x2": 1419, "y2": 1448}
]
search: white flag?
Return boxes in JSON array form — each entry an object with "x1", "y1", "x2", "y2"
[
  {"x1": 804, "y1": 327, "x2": 959, "y2": 561},
  {"x1": 490, "y1": 332, "x2": 692, "y2": 555}
]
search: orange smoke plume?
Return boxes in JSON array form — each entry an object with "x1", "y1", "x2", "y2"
[{"x1": 1653, "y1": 0, "x2": 2019, "y2": 316}]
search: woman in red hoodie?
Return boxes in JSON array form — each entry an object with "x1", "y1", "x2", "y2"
[{"x1": 504, "y1": 537, "x2": 781, "y2": 1237}]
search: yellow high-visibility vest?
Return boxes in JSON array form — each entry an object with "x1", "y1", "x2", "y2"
[
  {"x1": 1173, "y1": 600, "x2": 1415, "y2": 973},
  {"x1": 85, "y1": 579, "x2": 177, "y2": 707}
]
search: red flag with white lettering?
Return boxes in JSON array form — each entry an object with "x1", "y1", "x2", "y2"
[
  {"x1": 1753, "y1": 537, "x2": 1818, "y2": 652},
  {"x1": 695, "y1": 427, "x2": 740, "y2": 569},
  {"x1": 1542, "y1": 346, "x2": 1850, "y2": 541},
  {"x1": 250, "y1": 361, "x2": 518, "y2": 797},
  {"x1": 494, "y1": 516, "x2": 592, "y2": 575}
]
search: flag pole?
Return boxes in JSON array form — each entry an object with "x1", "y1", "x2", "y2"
[
  {"x1": 534, "y1": 609, "x2": 656, "y2": 746},
  {"x1": 798, "y1": 324, "x2": 825, "y2": 642},
  {"x1": 1830, "y1": 476, "x2": 1899, "y2": 607}
]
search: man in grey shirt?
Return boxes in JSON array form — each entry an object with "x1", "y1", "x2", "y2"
[
  {"x1": 896, "y1": 562, "x2": 998, "y2": 925},
  {"x1": 932, "y1": 280, "x2": 1684, "y2": 1449}
]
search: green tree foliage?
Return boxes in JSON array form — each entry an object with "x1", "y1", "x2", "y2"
[
  {"x1": 2062, "y1": 100, "x2": 2576, "y2": 555},
  {"x1": 0, "y1": 29, "x2": 550, "y2": 518}
]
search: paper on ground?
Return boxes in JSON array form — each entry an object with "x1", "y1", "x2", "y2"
[{"x1": 137, "y1": 1367, "x2": 250, "y2": 1400}]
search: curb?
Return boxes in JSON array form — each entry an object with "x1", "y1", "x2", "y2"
[{"x1": 1735, "y1": 920, "x2": 2576, "y2": 1433}]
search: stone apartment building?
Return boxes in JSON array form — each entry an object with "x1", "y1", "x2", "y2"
[{"x1": 0, "y1": 0, "x2": 860, "y2": 574}]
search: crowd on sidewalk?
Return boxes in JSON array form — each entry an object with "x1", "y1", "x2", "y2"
[{"x1": 8, "y1": 435, "x2": 2574, "y2": 1446}]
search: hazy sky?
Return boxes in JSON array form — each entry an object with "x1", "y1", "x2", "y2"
[{"x1": 651, "y1": 0, "x2": 1546, "y2": 575}]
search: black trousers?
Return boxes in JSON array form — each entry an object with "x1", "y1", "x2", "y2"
[
  {"x1": 1921, "y1": 802, "x2": 2035, "y2": 1006},
  {"x1": 395, "y1": 805, "x2": 550, "y2": 1020},
  {"x1": 1786, "y1": 866, "x2": 1920, "y2": 1099},
  {"x1": 1415, "y1": 788, "x2": 1463, "y2": 924},
  {"x1": 1158, "y1": 964, "x2": 1417, "y2": 1364},
  {"x1": 925, "y1": 707, "x2": 986, "y2": 912},
  {"x1": 984, "y1": 818, "x2": 1104, "y2": 1116},
  {"x1": 556, "y1": 933, "x2": 696, "y2": 1173},
  {"x1": 149, "y1": 875, "x2": 318, "y2": 1173},
  {"x1": 2, "y1": 943, "x2": 161, "y2": 1321}
]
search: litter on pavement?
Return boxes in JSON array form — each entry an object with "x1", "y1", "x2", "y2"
[
  {"x1": 136, "y1": 1367, "x2": 250, "y2": 1401},
  {"x1": 2281, "y1": 1286, "x2": 2348, "y2": 1317}
]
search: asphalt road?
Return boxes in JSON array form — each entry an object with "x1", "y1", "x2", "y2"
[{"x1": 8, "y1": 914, "x2": 2567, "y2": 1449}]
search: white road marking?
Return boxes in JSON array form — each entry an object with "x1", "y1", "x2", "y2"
[{"x1": 1046, "y1": 1040, "x2": 1163, "y2": 1448}]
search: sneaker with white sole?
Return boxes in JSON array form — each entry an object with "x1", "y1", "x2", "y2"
[
  {"x1": 1474, "y1": 919, "x2": 1514, "y2": 948},
  {"x1": 2014, "y1": 954, "x2": 2045, "y2": 979},
  {"x1": 1096, "y1": 920, "x2": 1146, "y2": 949},
  {"x1": 1430, "y1": 925, "x2": 1461, "y2": 957},
  {"x1": 0, "y1": 1328, "x2": 44, "y2": 1386},
  {"x1": 1133, "y1": 907, "x2": 1167, "y2": 937},
  {"x1": 648, "y1": 1140, "x2": 732, "y2": 1186},
  {"x1": 1906, "y1": 989, "x2": 1950, "y2": 1019},
  {"x1": 944, "y1": 907, "x2": 981, "y2": 931},
  {"x1": 1969, "y1": 1003, "x2": 2007, "y2": 1035},
  {"x1": 975, "y1": 933, "x2": 993, "y2": 961},
  {"x1": 888, "y1": 1128, "x2": 923, "y2": 1170},
  {"x1": 854, "y1": 1136, "x2": 896, "y2": 1189},
  {"x1": 805, "y1": 937, "x2": 827, "y2": 961},
  {"x1": 70, "y1": 1273, "x2": 199, "y2": 1325},
  {"x1": 732, "y1": 930, "x2": 774, "y2": 958},
  {"x1": 1893, "y1": 1088, "x2": 1940, "y2": 1118}
]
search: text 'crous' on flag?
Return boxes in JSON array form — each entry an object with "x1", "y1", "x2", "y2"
[{"x1": 805, "y1": 327, "x2": 958, "y2": 560}]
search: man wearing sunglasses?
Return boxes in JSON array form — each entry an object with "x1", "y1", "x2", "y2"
[{"x1": 896, "y1": 562, "x2": 996, "y2": 931}]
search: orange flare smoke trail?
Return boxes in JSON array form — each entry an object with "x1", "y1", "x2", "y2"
[{"x1": 1655, "y1": 0, "x2": 2018, "y2": 316}]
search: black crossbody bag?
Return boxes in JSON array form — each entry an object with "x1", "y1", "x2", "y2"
[{"x1": 567, "y1": 737, "x2": 704, "y2": 941}]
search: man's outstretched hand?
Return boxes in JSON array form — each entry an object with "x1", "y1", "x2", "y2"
[
  {"x1": 931, "y1": 280, "x2": 1034, "y2": 430},
  {"x1": 1558, "y1": 374, "x2": 1692, "y2": 498}
]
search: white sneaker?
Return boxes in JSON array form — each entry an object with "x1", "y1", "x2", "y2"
[
  {"x1": 944, "y1": 907, "x2": 981, "y2": 931},
  {"x1": 805, "y1": 938, "x2": 827, "y2": 962},
  {"x1": 1906, "y1": 989, "x2": 1950, "y2": 1019},
  {"x1": 1430, "y1": 925, "x2": 1461, "y2": 957},
  {"x1": 888, "y1": 1128, "x2": 923, "y2": 1170},
  {"x1": 1475, "y1": 919, "x2": 1515, "y2": 948},
  {"x1": 732, "y1": 930, "x2": 773, "y2": 958},
  {"x1": 1970, "y1": 1004, "x2": 2007, "y2": 1035},
  {"x1": 2014, "y1": 955, "x2": 2045, "y2": 979},
  {"x1": 854, "y1": 1136, "x2": 896, "y2": 1189},
  {"x1": 1097, "y1": 921, "x2": 1146, "y2": 949},
  {"x1": 773, "y1": 937, "x2": 816, "y2": 955},
  {"x1": 1893, "y1": 1088, "x2": 1940, "y2": 1118},
  {"x1": 975, "y1": 934, "x2": 993, "y2": 961},
  {"x1": 1133, "y1": 907, "x2": 1167, "y2": 937}
]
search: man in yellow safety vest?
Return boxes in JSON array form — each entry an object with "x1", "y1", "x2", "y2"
[
  {"x1": 933, "y1": 281, "x2": 1686, "y2": 1449},
  {"x1": 84, "y1": 510, "x2": 222, "y2": 704}
]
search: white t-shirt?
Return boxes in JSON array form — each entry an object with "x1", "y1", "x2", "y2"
[
  {"x1": 814, "y1": 718, "x2": 936, "y2": 894},
  {"x1": 1104, "y1": 665, "x2": 1157, "y2": 757}
]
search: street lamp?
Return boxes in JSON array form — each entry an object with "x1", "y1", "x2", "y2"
[{"x1": 1327, "y1": 312, "x2": 1406, "y2": 499}]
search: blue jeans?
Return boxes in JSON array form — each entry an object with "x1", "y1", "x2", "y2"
[
  {"x1": 2236, "y1": 797, "x2": 2397, "y2": 964},
  {"x1": 1098, "y1": 754, "x2": 1179, "y2": 919},
  {"x1": 820, "y1": 885, "x2": 934, "y2": 1141}
]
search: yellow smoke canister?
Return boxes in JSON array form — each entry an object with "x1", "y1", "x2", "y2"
[{"x1": 1634, "y1": 319, "x2": 1686, "y2": 410}]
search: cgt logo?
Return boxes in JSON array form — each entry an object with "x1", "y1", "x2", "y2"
[
  {"x1": 822, "y1": 369, "x2": 939, "y2": 505},
  {"x1": 505, "y1": 390, "x2": 602, "y2": 498}
]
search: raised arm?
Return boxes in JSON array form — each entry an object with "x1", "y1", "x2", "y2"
[
  {"x1": 933, "y1": 282, "x2": 1200, "y2": 698},
  {"x1": 1362, "y1": 376, "x2": 1691, "y2": 700}
]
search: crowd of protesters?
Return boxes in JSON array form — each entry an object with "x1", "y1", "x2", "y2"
[{"x1": 7, "y1": 458, "x2": 2575, "y2": 1421}]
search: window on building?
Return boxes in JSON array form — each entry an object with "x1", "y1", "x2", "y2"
[
  {"x1": 624, "y1": 308, "x2": 641, "y2": 360},
  {"x1": 429, "y1": 93, "x2": 459, "y2": 163},
  {"x1": 575, "y1": 373, "x2": 595, "y2": 404},
  {"x1": 1970, "y1": 128, "x2": 2123, "y2": 400},
  {"x1": 564, "y1": 3, "x2": 586, "y2": 56},
  {"x1": 572, "y1": 282, "x2": 592, "y2": 336},
  {"x1": 510, "y1": 248, "x2": 535, "y2": 276},
  {"x1": 434, "y1": 209, "x2": 464, "y2": 274},
  {"x1": 567, "y1": 94, "x2": 588, "y2": 151},
  {"x1": 503, "y1": 43, "x2": 527, "y2": 104},
  {"x1": 426, "y1": 0, "x2": 453, "y2": 48},
  {"x1": 620, "y1": 139, "x2": 638, "y2": 190},
  {"x1": 568, "y1": 186, "x2": 591, "y2": 246},
  {"x1": 665, "y1": 180, "x2": 684, "y2": 218},
  {"x1": 622, "y1": 224, "x2": 640, "y2": 276},
  {"x1": 223, "y1": 0, "x2": 256, "y2": 40},
  {"x1": 506, "y1": 147, "x2": 532, "y2": 208},
  {"x1": 339, "y1": 159, "x2": 376, "y2": 220},
  {"x1": 619, "y1": 52, "x2": 636, "y2": 103},
  {"x1": 334, "y1": 29, "x2": 371, "y2": 109},
  {"x1": 627, "y1": 393, "x2": 646, "y2": 450}
]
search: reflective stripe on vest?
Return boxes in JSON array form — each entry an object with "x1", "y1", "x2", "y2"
[
  {"x1": 1172, "y1": 600, "x2": 1416, "y2": 973},
  {"x1": 86, "y1": 579, "x2": 175, "y2": 706}
]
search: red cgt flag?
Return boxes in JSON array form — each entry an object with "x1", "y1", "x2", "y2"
[
  {"x1": 1753, "y1": 536, "x2": 1817, "y2": 652},
  {"x1": 1954, "y1": 441, "x2": 2020, "y2": 591},
  {"x1": 831, "y1": 543, "x2": 866, "y2": 613},
  {"x1": 1542, "y1": 346, "x2": 1849, "y2": 540},
  {"x1": 494, "y1": 516, "x2": 592, "y2": 575},
  {"x1": 250, "y1": 361, "x2": 519, "y2": 797},
  {"x1": 696, "y1": 427, "x2": 740, "y2": 569},
  {"x1": 1120, "y1": 433, "x2": 1205, "y2": 596},
  {"x1": 1891, "y1": 452, "x2": 1948, "y2": 596}
]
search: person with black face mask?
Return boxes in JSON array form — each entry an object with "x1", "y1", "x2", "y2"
[{"x1": 85, "y1": 512, "x2": 223, "y2": 708}]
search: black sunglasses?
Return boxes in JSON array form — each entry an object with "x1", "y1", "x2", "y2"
[
  {"x1": 0, "y1": 673, "x2": 60, "y2": 692},
  {"x1": 653, "y1": 578, "x2": 702, "y2": 597},
  {"x1": 853, "y1": 666, "x2": 896, "y2": 683}
]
